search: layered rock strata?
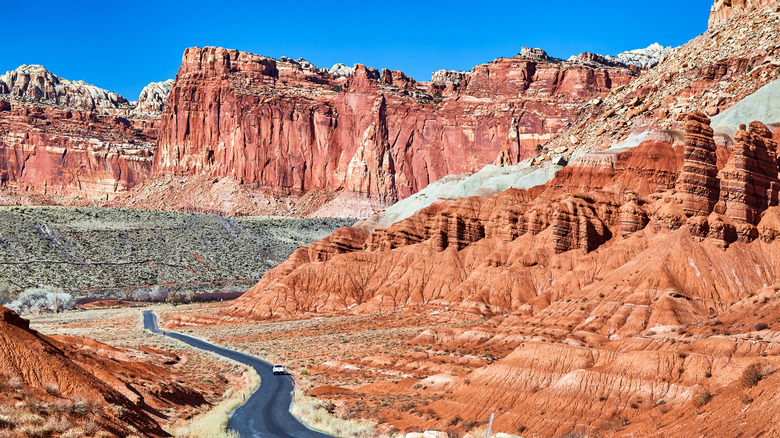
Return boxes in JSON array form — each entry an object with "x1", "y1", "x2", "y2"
[
  {"x1": 224, "y1": 113, "x2": 780, "y2": 437},
  {"x1": 228, "y1": 112, "x2": 778, "y2": 319},
  {"x1": 153, "y1": 47, "x2": 635, "y2": 209},
  {"x1": 718, "y1": 121, "x2": 780, "y2": 224},
  {"x1": 677, "y1": 112, "x2": 720, "y2": 216},
  {"x1": 0, "y1": 66, "x2": 171, "y2": 202}
]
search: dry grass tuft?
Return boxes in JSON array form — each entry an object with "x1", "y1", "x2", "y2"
[
  {"x1": 170, "y1": 366, "x2": 259, "y2": 438},
  {"x1": 741, "y1": 363, "x2": 774, "y2": 388}
]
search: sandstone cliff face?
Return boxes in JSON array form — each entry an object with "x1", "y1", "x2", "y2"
[
  {"x1": 152, "y1": 47, "x2": 635, "y2": 212},
  {"x1": 0, "y1": 66, "x2": 171, "y2": 203},
  {"x1": 0, "y1": 100, "x2": 156, "y2": 202},
  {"x1": 718, "y1": 121, "x2": 780, "y2": 223},
  {"x1": 709, "y1": 0, "x2": 780, "y2": 29}
]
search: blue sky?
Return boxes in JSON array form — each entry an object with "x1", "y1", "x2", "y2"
[{"x1": 2, "y1": 0, "x2": 714, "y2": 99}]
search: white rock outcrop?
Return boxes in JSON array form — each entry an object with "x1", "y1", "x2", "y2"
[
  {"x1": 329, "y1": 63, "x2": 354, "y2": 77},
  {"x1": 136, "y1": 79, "x2": 174, "y2": 114},
  {"x1": 569, "y1": 43, "x2": 674, "y2": 69},
  {"x1": 609, "y1": 43, "x2": 674, "y2": 69},
  {"x1": 431, "y1": 69, "x2": 468, "y2": 84},
  {"x1": 0, "y1": 65, "x2": 128, "y2": 109}
]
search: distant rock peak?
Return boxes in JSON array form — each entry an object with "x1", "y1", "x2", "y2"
[
  {"x1": 329, "y1": 63, "x2": 355, "y2": 77},
  {"x1": 279, "y1": 56, "x2": 326, "y2": 73},
  {"x1": 569, "y1": 43, "x2": 674, "y2": 69},
  {"x1": 136, "y1": 79, "x2": 175, "y2": 114},
  {"x1": 519, "y1": 47, "x2": 552, "y2": 61},
  {"x1": 0, "y1": 64, "x2": 173, "y2": 116},
  {"x1": 430, "y1": 70, "x2": 468, "y2": 84},
  {"x1": 0, "y1": 64, "x2": 129, "y2": 110}
]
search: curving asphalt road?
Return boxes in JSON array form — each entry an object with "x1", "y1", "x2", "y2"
[{"x1": 143, "y1": 310, "x2": 332, "y2": 438}]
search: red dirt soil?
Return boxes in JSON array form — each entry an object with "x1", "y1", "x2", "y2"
[{"x1": 0, "y1": 305, "x2": 233, "y2": 437}]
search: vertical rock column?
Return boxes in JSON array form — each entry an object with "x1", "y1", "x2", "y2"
[
  {"x1": 677, "y1": 111, "x2": 720, "y2": 217},
  {"x1": 719, "y1": 121, "x2": 780, "y2": 224}
]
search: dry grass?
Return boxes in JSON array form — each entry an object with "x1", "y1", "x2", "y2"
[
  {"x1": 170, "y1": 366, "x2": 260, "y2": 438},
  {"x1": 291, "y1": 388, "x2": 397, "y2": 438},
  {"x1": 0, "y1": 391, "x2": 107, "y2": 437},
  {"x1": 740, "y1": 363, "x2": 774, "y2": 388}
]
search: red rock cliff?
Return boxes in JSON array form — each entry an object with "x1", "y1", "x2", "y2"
[
  {"x1": 154, "y1": 47, "x2": 636, "y2": 207},
  {"x1": 0, "y1": 65, "x2": 161, "y2": 203},
  {"x1": 709, "y1": 0, "x2": 779, "y2": 28}
]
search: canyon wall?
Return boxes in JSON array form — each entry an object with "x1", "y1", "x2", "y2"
[
  {"x1": 0, "y1": 66, "x2": 166, "y2": 203},
  {"x1": 153, "y1": 47, "x2": 635, "y2": 210},
  {"x1": 709, "y1": 0, "x2": 779, "y2": 28}
]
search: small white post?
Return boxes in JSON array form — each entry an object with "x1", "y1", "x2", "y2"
[{"x1": 486, "y1": 412, "x2": 495, "y2": 438}]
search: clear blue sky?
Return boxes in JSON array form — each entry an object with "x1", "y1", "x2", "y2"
[{"x1": 1, "y1": 0, "x2": 714, "y2": 100}]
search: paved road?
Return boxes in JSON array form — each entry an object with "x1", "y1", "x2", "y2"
[{"x1": 143, "y1": 310, "x2": 332, "y2": 438}]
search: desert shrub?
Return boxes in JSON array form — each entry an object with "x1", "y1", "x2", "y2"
[
  {"x1": 694, "y1": 388, "x2": 714, "y2": 407},
  {"x1": 461, "y1": 419, "x2": 479, "y2": 431},
  {"x1": 9, "y1": 376, "x2": 23, "y2": 392},
  {"x1": 82, "y1": 419, "x2": 98, "y2": 436},
  {"x1": 0, "y1": 280, "x2": 15, "y2": 304},
  {"x1": 44, "y1": 382, "x2": 61, "y2": 397},
  {"x1": 108, "y1": 404, "x2": 127, "y2": 418},
  {"x1": 7, "y1": 287, "x2": 74, "y2": 314},
  {"x1": 149, "y1": 285, "x2": 170, "y2": 302},
  {"x1": 131, "y1": 288, "x2": 151, "y2": 302},
  {"x1": 45, "y1": 416, "x2": 71, "y2": 434},
  {"x1": 71, "y1": 398, "x2": 92, "y2": 417},
  {"x1": 166, "y1": 290, "x2": 184, "y2": 305},
  {"x1": 52, "y1": 400, "x2": 73, "y2": 414},
  {"x1": 741, "y1": 363, "x2": 772, "y2": 387},
  {"x1": 24, "y1": 400, "x2": 48, "y2": 415},
  {"x1": 755, "y1": 322, "x2": 769, "y2": 331}
]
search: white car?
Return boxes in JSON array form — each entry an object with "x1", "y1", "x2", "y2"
[{"x1": 272, "y1": 364, "x2": 286, "y2": 375}]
